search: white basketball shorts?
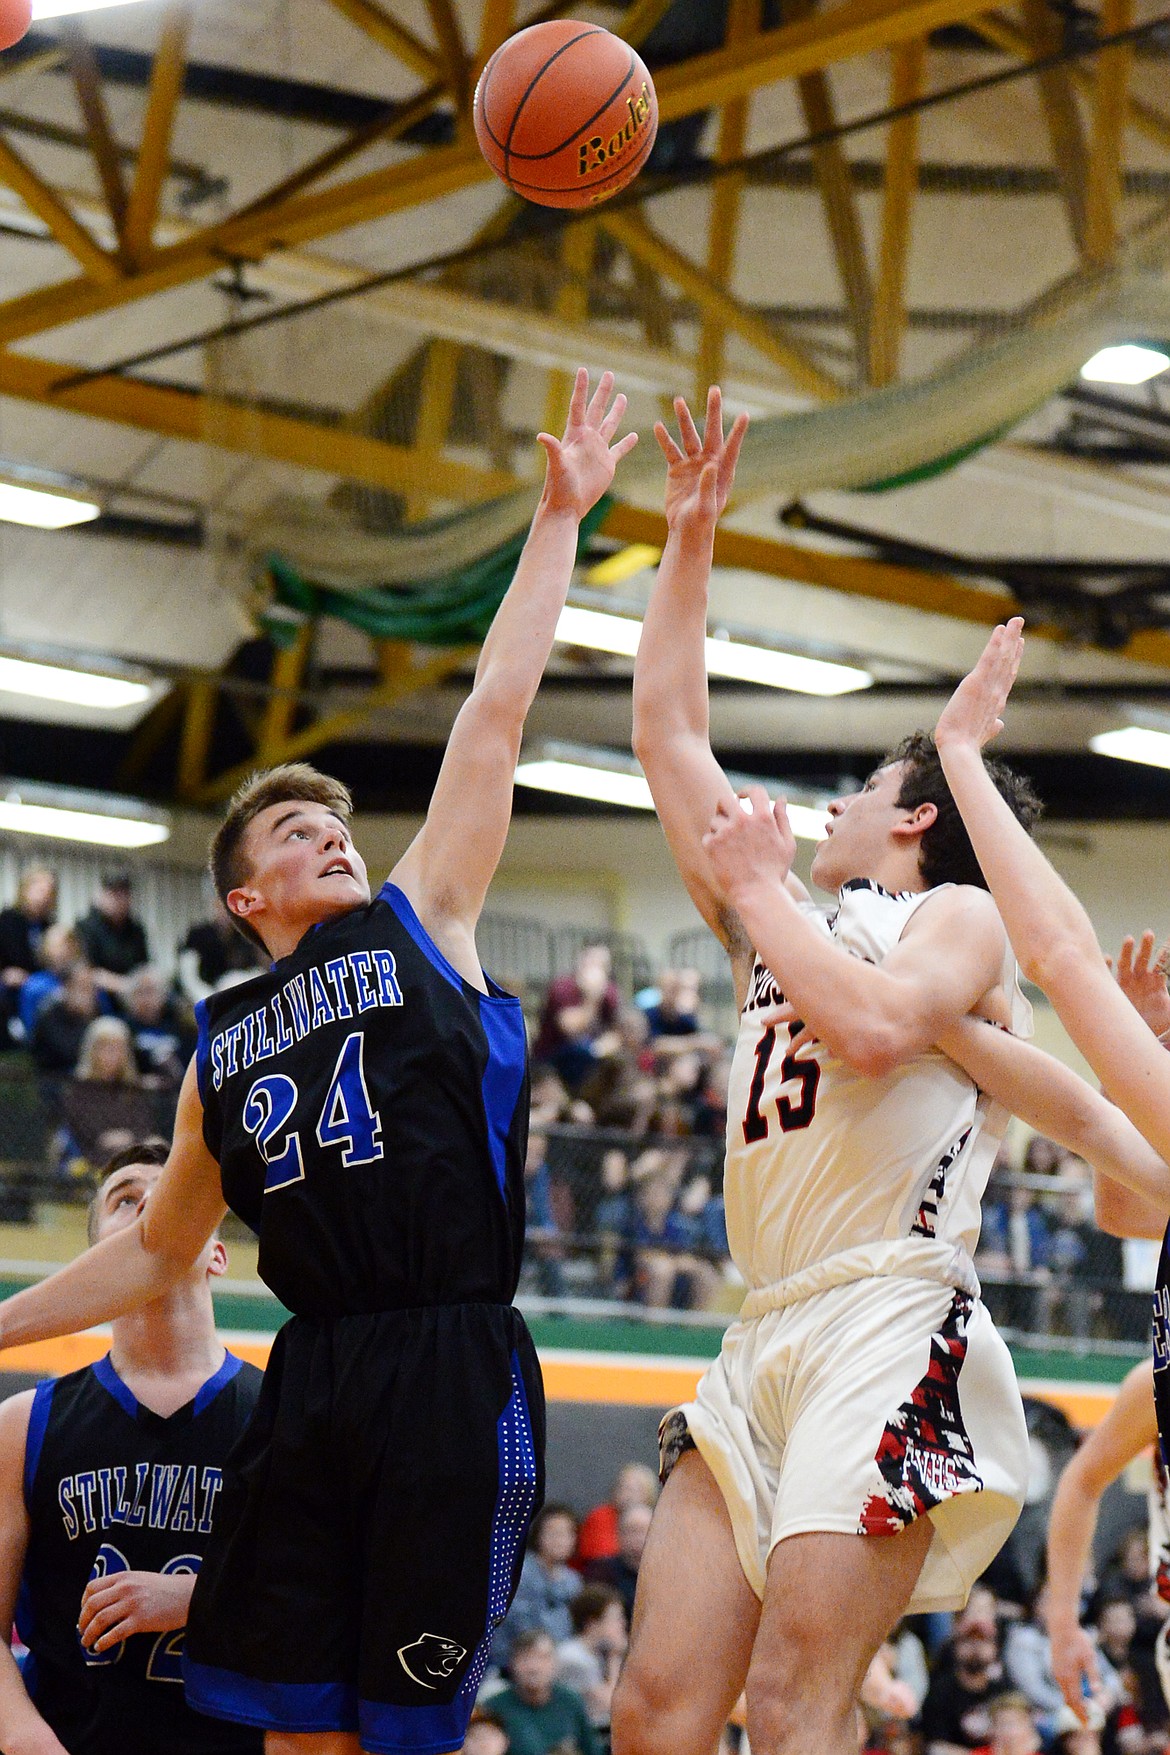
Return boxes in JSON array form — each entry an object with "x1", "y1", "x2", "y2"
[{"x1": 660, "y1": 1275, "x2": 1029, "y2": 1613}]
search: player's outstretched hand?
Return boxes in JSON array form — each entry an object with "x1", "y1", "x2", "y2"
[
  {"x1": 537, "y1": 368, "x2": 638, "y2": 519},
  {"x1": 1108, "y1": 929, "x2": 1170, "y2": 1038},
  {"x1": 702, "y1": 786, "x2": 795, "y2": 902},
  {"x1": 78, "y1": 1566, "x2": 196, "y2": 1651},
  {"x1": 655, "y1": 386, "x2": 749, "y2": 533},
  {"x1": 1050, "y1": 1617, "x2": 1106, "y2": 1727},
  {"x1": 934, "y1": 617, "x2": 1025, "y2": 754}
]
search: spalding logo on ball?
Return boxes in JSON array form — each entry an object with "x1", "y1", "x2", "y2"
[
  {"x1": 474, "y1": 20, "x2": 658, "y2": 210},
  {"x1": 0, "y1": 0, "x2": 33, "y2": 54}
]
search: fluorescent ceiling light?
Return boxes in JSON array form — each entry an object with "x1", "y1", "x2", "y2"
[
  {"x1": 0, "y1": 481, "x2": 100, "y2": 530},
  {"x1": 0, "y1": 784, "x2": 169, "y2": 848},
  {"x1": 515, "y1": 742, "x2": 831, "y2": 838},
  {"x1": 31, "y1": 0, "x2": 153, "y2": 17},
  {"x1": 1081, "y1": 344, "x2": 1170, "y2": 385},
  {"x1": 1090, "y1": 726, "x2": 1170, "y2": 770},
  {"x1": 0, "y1": 654, "x2": 152, "y2": 711},
  {"x1": 554, "y1": 605, "x2": 871, "y2": 696}
]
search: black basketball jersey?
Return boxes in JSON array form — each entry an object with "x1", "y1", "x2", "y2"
[
  {"x1": 195, "y1": 882, "x2": 529, "y2": 1317},
  {"x1": 18, "y1": 1351, "x2": 263, "y2": 1755}
]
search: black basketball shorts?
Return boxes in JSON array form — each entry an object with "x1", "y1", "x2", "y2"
[{"x1": 183, "y1": 1303, "x2": 545, "y2": 1754}]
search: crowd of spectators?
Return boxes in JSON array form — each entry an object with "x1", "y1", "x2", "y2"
[
  {"x1": 0, "y1": 871, "x2": 1158, "y2": 1339},
  {"x1": 0, "y1": 864, "x2": 263, "y2": 1184},
  {"x1": 460, "y1": 1475, "x2": 1170, "y2": 1755}
]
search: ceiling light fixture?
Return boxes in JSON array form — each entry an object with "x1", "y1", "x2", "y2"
[
  {"x1": 515, "y1": 741, "x2": 833, "y2": 838},
  {"x1": 0, "y1": 480, "x2": 100, "y2": 531},
  {"x1": 0, "y1": 782, "x2": 169, "y2": 848},
  {"x1": 1090, "y1": 725, "x2": 1170, "y2": 770},
  {"x1": 1080, "y1": 344, "x2": 1170, "y2": 386},
  {"x1": 30, "y1": 0, "x2": 154, "y2": 18},
  {"x1": 0, "y1": 653, "x2": 153, "y2": 712},
  {"x1": 554, "y1": 604, "x2": 872, "y2": 696}
]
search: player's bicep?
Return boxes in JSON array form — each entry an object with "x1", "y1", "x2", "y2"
[
  {"x1": 883, "y1": 891, "x2": 1006, "y2": 1028},
  {"x1": 139, "y1": 1063, "x2": 227, "y2": 1270},
  {"x1": 391, "y1": 688, "x2": 519, "y2": 930}
]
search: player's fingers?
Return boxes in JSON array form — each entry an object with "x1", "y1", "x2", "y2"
[
  {"x1": 1138, "y1": 928, "x2": 1158, "y2": 973},
  {"x1": 1156, "y1": 937, "x2": 1170, "y2": 977},
  {"x1": 703, "y1": 384, "x2": 722, "y2": 449},
  {"x1": 610, "y1": 431, "x2": 639, "y2": 463},
  {"x1": 1117, "y1": 936, "x2": 1135, "y2": 979},
  {"x1": 599, "y1": 391, "x2": 628, "y2": 441},
  {"x1": 568, "y1": 366, "x2": 590, "y2": 425},
  {"x1": 93, "y1": 1617, "x2": 134, "y2": 1652},
  {"x1": 585, "y1": 369, "x2": 615, "y2": 425},
  {"x1": 723, "y1": 410, "x2": 749, "y2": 472},
  {"x1": 535, "y1": 433, "x2": 559, "y2": 462},
  {"x1": 674, "y1": 396, "x2": 703, "y2": 455},
  {"x1": 654, "y1": 420, "x2": 683, "y2": 463},
  {"x1": 742, "y1": 784, "x2": 772, "y2": 818}
]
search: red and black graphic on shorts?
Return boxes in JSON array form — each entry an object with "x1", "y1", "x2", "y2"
[
  {"x1": 858, "y1": 1291, "x2": 983, "y2": 1537},
  {"x1": 909, "y1": 1128, "x2": 970, "y2": 1239}
]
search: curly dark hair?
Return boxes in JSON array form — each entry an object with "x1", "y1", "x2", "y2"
[{"x1": 885, "y1": 730, "x2": 1042, "y2": 891}]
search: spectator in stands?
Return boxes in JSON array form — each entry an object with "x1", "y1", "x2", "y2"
[
  {"x1": 123, "y1": 965, "x2": 195, "y2": 1091},
  {"x1": 579, "y1": 1007, "x2": 657, "y2": 1131},
  {"x1": 16, "y1": 924, "x2": 85, "y2": 1041},
  {"x1": 556, "y1": 1583, "x2": 626, "y2": 1731},
  {"x1": 493, "y1": 1505, "x2": 582, "y2": 1670},
  {"x1": 56, "y1": 1016, "x2": 156, "y2": 1178},
  {"x1": 524, "y1": 1133, "x2": 566, "y2": 1298},
  {"x1": 583, "y1": 1501, "x2": 651, "y2": 1624},
  {"x1": 592, "y1": 1149, "x2": 634, "y2": 1297},
  {"x1": 1053, "y1": 1726, "x2": 1100, "y2": 1755},
  {"x1": 690, "y1": 1047, "x2": 731, "y2": 1138},
  {"x1": 638, "y1": 966, "x2": 701, "y2": 1039},
  {"x1": 534, "y1": 944, "x2": 622, "y2": 1092},
  {"x1": 629, "y1": 1148, "x2": 719, "y2": 1310},
  {"x1": 921, "y1": 1592, "x2": 1006, "y2": 1752},
  {"x1": 490, "y1": 1630, "x2": 600, "y2": 1755},
  {"x1": 460, "y1": 1712, "x2": 509, "y2": 1755},
  {"x1": 76, "y1": 872, "x2": 149, "y2": 997},
  {"x1": 677, "y1": 1170, "x2": 729, "y2": 1261},
  {"x1": 575, "y1": 1461, "x2": 658, "y2": 1569},
  {"x1": 529, "y1": 1065, "x2": 593, "y2": 1131},
  {"x1": 30, "y1": 960, "x2": 102, "y2": 1075},
  {"x1": 1023, "y1": 1134, "x2": 1065, "y2": 1178},
  {"x1": 975, "y1": 1692, "x2": 1042, "y2": 1755},
  {"x1": 0, "y1": 866, "x2": 56, "y2": 1045},
  {"x1": 176, "y1": 898, "x2": 264, "y2": 1002},
  {"x1": 1094, "y1": 1595, "x2": 1137, "y2": 1674}
]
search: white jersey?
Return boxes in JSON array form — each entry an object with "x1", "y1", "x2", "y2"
[{"x1": 724, "y1": 878, "x2": 1031, "y2": 1300}]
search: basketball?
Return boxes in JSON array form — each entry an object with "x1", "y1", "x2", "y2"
[
  {"x1": 473, "y1": 19, "x2": 658, "y2": 210},
  {"x1": 0, "y1": 0, "x2": 32, "y2": 53}
]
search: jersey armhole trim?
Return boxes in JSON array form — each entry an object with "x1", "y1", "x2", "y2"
[
  {"x1": 378, "y1": 882, "x2": 521, "y2": 1006},
  {"x1": 23, "y1": 1379, "x2": 55, "y2": 1507},
  {"x1": 194, "y1": 997, "x2": 211, "y2": 1105}
]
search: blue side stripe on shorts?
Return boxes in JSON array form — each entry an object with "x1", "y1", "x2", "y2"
[
  {"x1": 360, "y1": 1351, "x2": 539, "y2": 1754},
  {"x1": 183, "y1": 1657, "x2": 359, "y2": 1733}
]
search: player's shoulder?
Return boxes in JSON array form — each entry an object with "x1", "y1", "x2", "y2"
[
  {"x1": 230, "y1": 1357, "x2": 265, "y2": 1396},
  {"x1": 904, "y1": 881, "x2": 1004, "y2": 940}
]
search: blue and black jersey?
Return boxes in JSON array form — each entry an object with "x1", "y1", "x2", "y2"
[
  {"x1": 18, "y1": 1352, "x2": 262, "y2": 1755},
  {"x1": 194, "y1": 882, "x2": 530, "y2": 1317}
]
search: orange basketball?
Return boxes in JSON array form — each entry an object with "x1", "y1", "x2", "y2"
[
  {"x1": 0, "y1": 0, "x2": 32, "y2": 53},
  {"x1": 473, "y1": 20, "x2": 658, "y2": 210}
]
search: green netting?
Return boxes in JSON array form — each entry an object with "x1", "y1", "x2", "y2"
[{"x1": 261, "y1": 495, "x2": 614, "y2": 647}]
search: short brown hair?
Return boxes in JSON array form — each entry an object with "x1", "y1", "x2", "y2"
[
  {"x1": 885, "y1": 731, "x2": 1042, "y2": 892},
  {"x1": 87, "y1": 1137, "x2": 170, "y2": 1243},
  {"x1": 210, "y1": 763, "x2": 353, "y2": 950}
]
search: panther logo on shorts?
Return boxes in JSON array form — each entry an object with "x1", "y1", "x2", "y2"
[{"x1": 397, "y1": 1633, "x2": 468, "y2": 1689}]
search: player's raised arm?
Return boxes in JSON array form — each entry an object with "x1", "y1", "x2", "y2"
[
  {"x1": 0, "y1": 1060, "x2": 226, "y2": 1349},
  {"x1": 391, "y1": 368, "x2": 637, "y2": 941},
  {"x1": 703, "y1": 788, "x2": 1006, "y2": 1077},
  {"x1": 631, "y1": 389, "x2": 757, "y2": 976},
  {"x1": 1046, "y1": 1359, "x2": 1157, "y2": 1722},
  {"x1": 934, "y1": 620, "x2": 1170, "y2": 1166},
  {"x1": 0, "y1": 1393, "x2": 67, "y2": 1755},
  {"x1": 935, "y1": 1016, "x2": 1170, "y2": 1224}
]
